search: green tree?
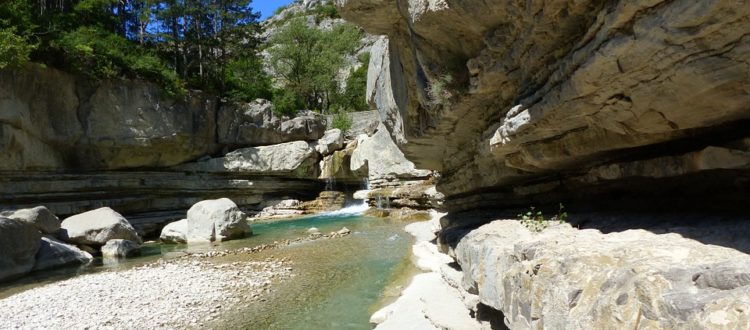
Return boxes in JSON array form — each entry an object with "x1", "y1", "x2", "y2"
[
  {"x1": 268, "y1": 17, "x2": 361, "y2": 112},
  {"x1": 0, "y1": 0, "x2": 37, "y2": 69},
  {"x1": 332, "y1": 52, "x2": 369, "y2": 112},
  {"x1": 0, "y1": 0, "x2": 268, "y2": 101}
]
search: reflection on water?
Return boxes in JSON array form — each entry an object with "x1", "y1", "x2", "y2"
[{"x1": 0, "y1": 214, "x2": 413, "y2": 329}]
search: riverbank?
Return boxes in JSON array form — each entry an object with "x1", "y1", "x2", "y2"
[
  {"x1": 370, "y1": 211, "x2": 488, "y2": 330},
  {"x1": 0, "y1": 256, "x2": 291, "y2": 329}
]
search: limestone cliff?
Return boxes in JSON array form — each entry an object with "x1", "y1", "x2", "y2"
[
  {"x1": 0, "y1": 64, "x2": 217, "y2": 171},
  {"x1": 337, "y1": 0, "x2": 750, "y2": 214},
  {"x1": 0, "y1": 65, "x2": 329, "y2": 235}
]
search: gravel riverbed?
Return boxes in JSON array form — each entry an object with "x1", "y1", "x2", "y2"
[{"x1": 0, "y1": 257, "x2": 292, "y2": 330}]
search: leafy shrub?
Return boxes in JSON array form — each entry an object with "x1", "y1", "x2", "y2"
[
  {"x1": 312, "y1": 3, "x2": 339, "y2": 22},
  {"x1": 331, "y1": 110, "x2": 353, "y2": 132},
  {"x1": 225, "y1": 57, "x2": 273, "y2": 102},
  {"x1": 272, "y1": 89, "x2": 303, "y2": 117},
  {"x1": 0, "y1": 26, "x2": 35, "y2": 69}
]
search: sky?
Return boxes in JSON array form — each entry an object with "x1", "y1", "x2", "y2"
[{"x1": 255, "y1": 0, "x2": 296, "y2": 20}]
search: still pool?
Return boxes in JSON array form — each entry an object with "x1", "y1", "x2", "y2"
[{"x1": 0, "y1": 212, "x2": 416, "y2": 329}]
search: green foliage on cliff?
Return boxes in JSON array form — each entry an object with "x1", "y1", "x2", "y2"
[
  {"x1": 333, "y1": 52, "x2": 370, "y2": 112},
  {"x1": 0, "y1": 0, "x2": 269, "y2": 99},
  {"x1": 268, "y1": 17, "x2": 364, "y2": 114},
  {"x1": 0, "y1": 1, "x2": 36, "y2": 69},
  {"x1": 272, "y1": 88, "x2": 304, "y2": 117},
  {"x1": 427, "y1": 73, "x2": 454, "y2": 107}
]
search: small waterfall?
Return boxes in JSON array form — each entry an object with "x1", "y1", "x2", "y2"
[
  {"x1": 362, "y1": 177, "x2": 370, "y2": 190},
  {"x1": 375, "y1": 195, "x2": 390, "y2": 210},
  {"x1": 325, "y1": 176, "x2": 337, "y2": 191},
  {"x1": 322, "y1": 201, "x2": 369, "y2": 216}
]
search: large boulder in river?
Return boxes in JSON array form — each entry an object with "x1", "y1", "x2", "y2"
[
  {"x1": 1, "y1": 206, "x2": 60, "y2": 234},
  {"x1": 101, "y1": 239, "x2": 141, "y2": 259},
  {"x1": 0, "y1": 217, "x2": 41, "y2": 282},
  {"x1": 218, "y1": 99, "x2": 326, "y2": 147},
  {"x1": 177, "y1": 141, "x2": 320, "y2": 178},
  {"x1": 33, "y1": 236, "x2": 93, "y2": 271},
  {"x1": 186, "y1": 198, "x2": 250, "y2": 243},
  {"x1": 60, "y1": 207, "x2": 142, "y2": 246},
  {"x1": 160, "y1": 219, "x2": 187, "y2": 244}
]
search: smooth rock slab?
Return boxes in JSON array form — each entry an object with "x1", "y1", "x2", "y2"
[
  {"x1": 0, "y1": 217, "x2": 42, "y2": 282},
  {"x1": 33, "y1": 236, "x2": 93, "y2": 271},
  {"x1": 1, "y1": 206, "x2": 61, "y2": 234},
  {"x1": 177, "y1": 141, "x2": 319, "y2": 177},
  {"x1": 315, "y1": 129, "x2": 344, "y2": 156},
  {"x1": 187, "y1": 198, "x2": 251, "y2": 243},
  {"x1": 160, "y1": 219, "x2": 187, "y2": 244},
  {"x1": 101, "y1": 239, "x2": 141, "y2": 259},
  {"x1": 60, "y1": 207, "x2": 142, "y2": 246}
]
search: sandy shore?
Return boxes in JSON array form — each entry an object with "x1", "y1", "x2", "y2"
[
  {"x1": 0, "y1": 256, "x2": 292, "y2": 330},
  {"x1": 370, "y1": 211, "x2": 484, "y2": 330}
]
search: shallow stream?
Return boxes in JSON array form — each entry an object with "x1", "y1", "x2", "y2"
[{"x1": 0, "y1": 211, "x2": 415, "y2": 329}]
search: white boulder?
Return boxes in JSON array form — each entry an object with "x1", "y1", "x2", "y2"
[
  {"x1": 60, "y1": 207, "x2": 142, "y2": 246},
  {"x1": 160, "y1": 219, "x2": 187, "y2": 244},
  {"x1": 1, "y1": 206, "x2": 60, "y2": 235},
  {"x1": 101, "y1": 239, "x2": 141, "y2": 259},
  {"x1": 186, "y1": 198, "x2": 251, "y2": 243}
]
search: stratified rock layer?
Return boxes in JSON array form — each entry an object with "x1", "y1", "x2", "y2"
[
  {"x1": 338, "y1": 0, "x2": 750, "y2": 212},
  {"x1": 452, "y1": 218, "x2": 750, "y2": 329}
]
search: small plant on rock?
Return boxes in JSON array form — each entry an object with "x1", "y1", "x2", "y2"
[
  {"x1": 517, "y1": 203, "x2": 568, "y2": 232},
  {"x1": 331, "y1": 110, "x2": 353, "y2": 132},
  {"x1": 427, "y1": 73, "x2": 454, "y2": 108}
]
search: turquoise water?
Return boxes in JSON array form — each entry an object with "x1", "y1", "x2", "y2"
[
  {"x1": 216, "y1": 214, "x2": 413, "y2": 329},
  {"x1": 0, "y1": 213, "x2": 413, "y2": 329}
]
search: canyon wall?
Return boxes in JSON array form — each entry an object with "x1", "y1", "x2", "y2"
[
  {"x1": 337, "y1": 0, "x2": 750, "y2": 216},
  {"x1": 0, "y1": 65, "x2": 329, "y2": 235}
]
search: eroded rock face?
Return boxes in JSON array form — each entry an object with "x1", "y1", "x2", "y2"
[
  {"x1": 60, "y1": 207, "x2": 142, "y2": 246},
  {"x1": 253, "y1": 199, "x2": 305, "y2": 220},
  {"x1": 452, "y1": 219, "x2": 750, "y2": 329},
  {"x1": 338, "y1": 0, "x2": 750, "y2": 211},
  {"x1": 186, "y1": 198, "x2": 250, "y2": 243},
  {"x1": 218, "y1": 99, "x2": 327, "y2": 147},
  {"x1": 0, "y1": 65, "x2": 217, "y2": 171},
  {"x1": 300, "y1": 191, "x2": 346, "y2": 213},
  {"x1": 177, "y1": 141, "x2": 320, "y2": 178},
  {"x1": 351, "y1": 124, "x2": 431, "y2": 180},
  {"x1": 0, "y1": 217, "x2": 41, "y2": 282}
]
